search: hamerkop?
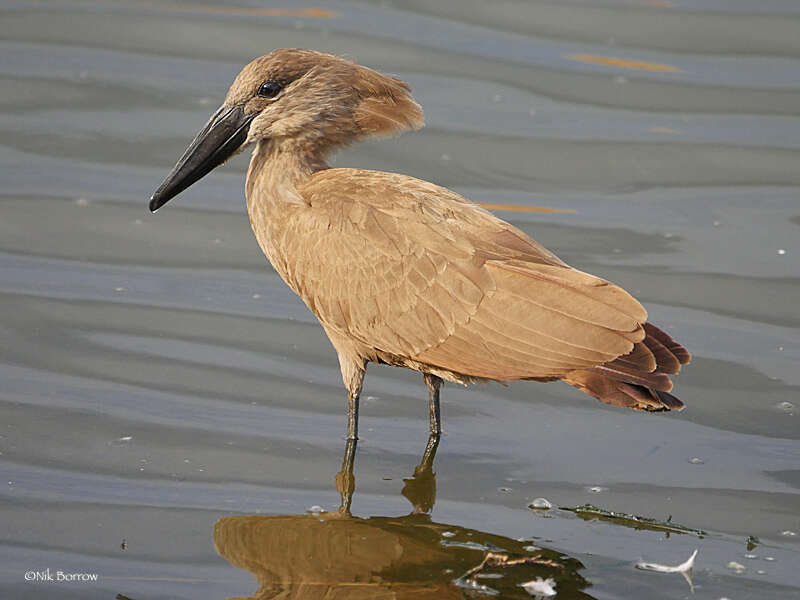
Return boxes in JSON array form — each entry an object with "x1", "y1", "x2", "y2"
[{"x1": 149, "y1": 49, "x2": 690, "y2": 440}]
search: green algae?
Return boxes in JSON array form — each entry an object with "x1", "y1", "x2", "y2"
[{"x1": 562, "y1": 504, "x2": 706, "y2": 537}]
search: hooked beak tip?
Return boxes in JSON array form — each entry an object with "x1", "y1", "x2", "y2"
[{"x1": 148, "y1": 196, "x2": 162, "y2": 213}]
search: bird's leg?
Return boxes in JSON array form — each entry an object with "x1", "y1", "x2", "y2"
[
  {"x1": 344, "y1": 363, "x2": 365, "y2": 441},
  {"x1": 423, "y1": 373, "x2": 443, "y2": 434},
  {"x1": 347, "y1": 389, "x2": 360, "y2": 441},
  {"x1": 334, "y1": 437, "x2": 358, "y2": 515}
]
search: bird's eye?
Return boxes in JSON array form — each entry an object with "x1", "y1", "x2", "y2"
[{"x1": 257, "y1": 81, "x2": 282, "y2": 98}]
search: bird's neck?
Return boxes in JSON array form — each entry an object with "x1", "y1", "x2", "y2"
[
  {"x1": 244, "y1": 139, "x2": 327, "y2": 279},
  {"x1": 245, "y1": 138, "x2": 327, "y2": 205}
]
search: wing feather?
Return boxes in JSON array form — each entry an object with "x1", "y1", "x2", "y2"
[
  {"x1": 295, "y1": 169, "x2": 653, "y2": 380},
  {"x1": 610, "y1": 342, "x2": 657, "y2": 373}
]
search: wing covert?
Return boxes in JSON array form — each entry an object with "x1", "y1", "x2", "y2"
[{"x1": 295, "y1": 169, "x2": 647, "y2": 379}]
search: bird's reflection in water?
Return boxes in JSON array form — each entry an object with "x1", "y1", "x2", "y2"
[{"x1": 214, "y1": 435, "x2": 595, "y2": 599}]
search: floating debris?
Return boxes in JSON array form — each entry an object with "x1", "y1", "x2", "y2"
[
  {"x1": 563, "y1": 504, "x2": 706, "y2": 536},
  {"x1": 777, "y1": 249, "x2": 786, "y2": 255},
  {"x1": 160, "y1": 5, "x2": 338, "y2": 18},
  {"x1": 529, "y1": 498, "x2": 553, "y2": 510},
  {"x1": 456, "y1": 551, "x2": 563, "y2": 598},
  {"x1": 442, "y1": 531, "x2": 457, "y2": 538},
  {"x1": 306, "y1": 505, "x2": 323, "y2": 515},
  {"x1": 110, "y1": 436, "x2": 133, "y2": 445},
  {"x1": 727, "y1": 561, "x2": 746, "y2": 573},
  {"x1": 764, "y1": 556, "x2": 776, "y2": 562},
  {"x1": 453, "y1": 577, "x2": 499, "y2": 595},
  {"x1": 587, "y1": 486, "x2": 607, "y2": 493},
  {"x1": 442, "y1": 540, "x2": 495, "y2": 551},
  {"x1": 649, "y1": 127, "x2": 680, "y2": 135},
  {"x1": 566, "y1": 53, "x2": 682, "y2": 73},
  {"x1": 637, "y1": 549, "x2": 697, "y2": 574},
  {"x1": 688, "y1": 457, "x2": 705, "y2": 464},
  {"x1": 498, "y1": 487, "x2": 512, "y2": 494},
  {"x1": 780, "y1": 530, "x2": 797, "y2": 537},
  {"x1": 520, "y1": 577, "x2": 557, "y2": 597},
  {"x1": 637, "y1": 549, "x2": 697, "y2": 591}
]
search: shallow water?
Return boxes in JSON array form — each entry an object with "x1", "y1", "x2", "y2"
[{"x1": 1, "y1": 1, "x2": 798, "y2": 598}]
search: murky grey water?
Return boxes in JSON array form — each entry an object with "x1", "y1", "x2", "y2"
[{"x1": 1, "y1": 1, "x2": 798, "y2": 598}]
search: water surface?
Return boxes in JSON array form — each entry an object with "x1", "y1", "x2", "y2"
[{"x1": 1, "y1": 1, "x2": 798, "y2": 599}]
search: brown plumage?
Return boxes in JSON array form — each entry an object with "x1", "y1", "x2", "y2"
[{"x1": 149, "y1": 49, "x2": 690, "y2": 440}]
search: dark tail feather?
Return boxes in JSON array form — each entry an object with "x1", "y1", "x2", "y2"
[
  {"x1": 563, "y1": 369, "x2": 685, "y2": 412},
  {"x1": 642, "y1": 334, "x2": 681, "y2": 374},
  {"x1": 654, "y1": 389, "x2": 685, "y2": 411},
  {"x1": 562, "y1": 321, "x2": 688, "y2": 412},
  {"x1": 594, "y1": 364, "x2": 673, "y2": 392},
  {"x1": 644, "y1": 322, "x2": 691, "y2": 366},
  {"x1": 611, "y1": 323, "x2": 691, "y2": 376}
]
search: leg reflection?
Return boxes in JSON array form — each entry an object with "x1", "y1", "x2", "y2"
[
  {"x1": 402, "y1": 433, "x2": 441, "y2": 514},
  {"x1": 334, "y1": 433, "x2": 441, "y2": 517},
  {"x1": 214, "y1": 432, "x2": 595, "y2": 599},
  {"x1": 334, "y1": 438, "x2": 358, "y2": 515}
]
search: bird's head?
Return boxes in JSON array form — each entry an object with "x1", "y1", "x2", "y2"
[{"x1": 149, "y1": 49, "x2": 423, "y2": 211}]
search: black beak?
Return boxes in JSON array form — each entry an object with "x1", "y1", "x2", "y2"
[{"x1": 149, "y1": 104, "x2": 256, "y2": 212}]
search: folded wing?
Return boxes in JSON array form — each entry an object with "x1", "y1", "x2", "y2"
[{"x1": 296, "y1": 169, "x2": 689, "y2": 409}]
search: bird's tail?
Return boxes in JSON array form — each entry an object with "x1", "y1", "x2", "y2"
[{"x1": 562, "y1": 323, "x2": 690, "y2": 412}]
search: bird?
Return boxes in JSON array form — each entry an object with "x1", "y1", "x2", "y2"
[{"x1": 149, "y1": 48, "x2": 690, "y2": 441}]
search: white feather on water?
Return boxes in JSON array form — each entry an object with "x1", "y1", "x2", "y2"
[
  {"x1": 636, "y1": 549, "x2": 697, "y2": 591},
  {"x1": 520, "y1": 577, "x2": 557, "y2": 598},
  {"x1": 636, "y1": 548, "x2": 697, "y2": 573}
]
